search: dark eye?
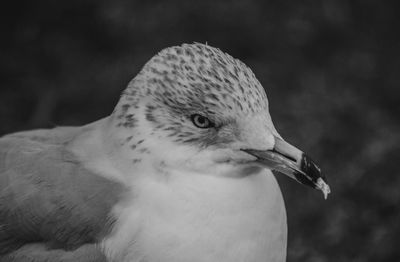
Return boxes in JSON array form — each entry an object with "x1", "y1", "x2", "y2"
[{"x1": 191, "y1": 114, "x2": 214, "y2": 128}]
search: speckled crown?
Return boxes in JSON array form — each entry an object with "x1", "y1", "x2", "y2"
[{"x1": 122, "y1": 43, "x2": 267, "y2": 113}]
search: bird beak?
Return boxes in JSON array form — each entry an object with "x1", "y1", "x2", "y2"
[{"x1": 241, "y1": 137, "x2": 331, "y2": 199}]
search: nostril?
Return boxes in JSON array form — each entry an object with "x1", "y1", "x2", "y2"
[{"x1": 270, "y1": 148, "x2": 297, "y2": 162}]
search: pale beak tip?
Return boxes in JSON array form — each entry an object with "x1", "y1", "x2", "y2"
[{"x1": 316, "y1": 177, "x2": 331, "y2": 200}]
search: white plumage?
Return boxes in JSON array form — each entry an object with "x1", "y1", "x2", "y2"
[{"x1": 0, "y1": 43, "x2": 329, "y2": 262}]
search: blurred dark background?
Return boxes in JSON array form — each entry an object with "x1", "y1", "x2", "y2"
[{"x1": 1, "y1": 0, "x2": 399, "y2": 261}]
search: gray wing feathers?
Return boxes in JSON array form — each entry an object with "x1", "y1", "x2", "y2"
[
  {"x1": 0, "y1": 127, "x2": 123, "y2": 260},
  {"x1": 2, "y1": 243, "x2": 107, "y2": 262}
]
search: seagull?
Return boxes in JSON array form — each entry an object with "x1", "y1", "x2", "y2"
[{"x1": 0, "y1": 43, "x2": 330, "y2": 262}]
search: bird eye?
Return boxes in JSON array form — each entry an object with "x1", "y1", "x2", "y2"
[{"x1": 191, "y1": 114, "x2": 214, "y2": 128}]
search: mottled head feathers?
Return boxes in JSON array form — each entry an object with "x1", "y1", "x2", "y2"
[{"x1": 113, "y1": 43, "x2": 270, "y2": 148}]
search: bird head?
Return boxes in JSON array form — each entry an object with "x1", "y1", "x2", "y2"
[{"x1": 110, "y1": 43, "x2": 330, "y2": 198}]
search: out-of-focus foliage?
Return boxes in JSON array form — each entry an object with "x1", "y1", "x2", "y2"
[{"x1": 0, "y1": 0, "x2": 399, "y2": 261}]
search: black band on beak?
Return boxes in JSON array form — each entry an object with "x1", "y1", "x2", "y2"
[
  {"x1": 241, "y1": 137, "x2": 330, "y2": 198},
  {"x1": 294, "y1": 154, "x2": 327, "y2": 189}
]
